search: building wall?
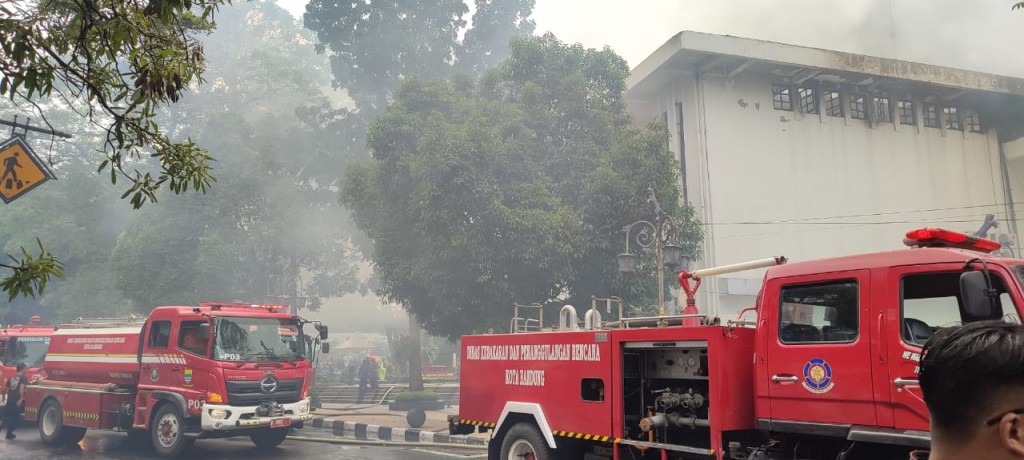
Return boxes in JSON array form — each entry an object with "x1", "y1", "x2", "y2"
[{"x1": 631, "y1": 71, "x2": 1012, "y2": 318}]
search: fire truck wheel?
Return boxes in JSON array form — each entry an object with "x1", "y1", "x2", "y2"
[
  {"x1": 38, "y1": 399, "x2": 86, "y2": 446},
  {"x1": 151, "y1": 404, "x2": 188, "y2": 458},
  {"x1": 249, "y1": 427, "x2": 289, "y2": 448},
  {"x1": 500, "y1": 423, "x2": 555, "y2": 460}
]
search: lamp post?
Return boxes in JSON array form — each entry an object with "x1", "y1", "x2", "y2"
[{"x1": 617, "y1": 188, "x2": 687, "y2": 317}]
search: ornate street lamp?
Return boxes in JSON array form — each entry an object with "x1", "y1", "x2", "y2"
[
  {"x1": 616, "y1": 252, "x2": 639, "y2": 275},
  {"x1": 618, "y1": 187, "x2": 684, "y2": 317},
  {"x1": 661, "y1": 244, "x2": 686, "y2": 269}
]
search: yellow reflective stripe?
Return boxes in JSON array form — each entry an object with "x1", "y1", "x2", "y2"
[
  {"x1": 551, "y1": 430, "x2": 616, "y2": 443},
  {"x1": 63, "y1": 410, "x2": 99, "y2": 420}
]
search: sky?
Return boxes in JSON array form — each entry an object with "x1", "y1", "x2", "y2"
[{"x1": 274, "y1": 0, "x2": 1024, "y2": 77}]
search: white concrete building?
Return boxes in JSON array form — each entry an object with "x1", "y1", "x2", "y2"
[{"x1": 626, "y1": 32, "x2": 1024, "y2": 318}]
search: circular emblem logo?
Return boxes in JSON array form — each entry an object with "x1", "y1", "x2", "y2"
[
  {"x1": 259, "y1": 376, "x2": 279, "y2": 394},
  {"x1": 150, "y1": 367, "x2": 160, "y2": 382},
  {"x1": 802, "y1": 358, "x2": 834, "y2": 394}
]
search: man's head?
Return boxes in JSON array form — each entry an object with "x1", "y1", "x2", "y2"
[
  {"x1": 920, "y1": 321, "x2": 1024, "y2": 456},
  {"x1": 15, "y1": 363, "x2": 25, "y2": 372}
]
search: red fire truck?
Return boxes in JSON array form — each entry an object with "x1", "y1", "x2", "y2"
[
  {"x1": 22, "y1": 302, "x2": 328, "y2": 458},
  {"x1": 0, "y1": 317, "x2": 57, "y2": 386},
  {"x1": 451, "y1": 228, "x2": 1022, "y2": 460}
]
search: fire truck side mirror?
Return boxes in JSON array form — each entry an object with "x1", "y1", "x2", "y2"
[
  {"x1": 960, "y1": 270, "x2": 1000, "y2": 322},
  {"x1": 198, "y1": 323, "x2": 211, "y2": 342},
  {"x1": 321, "y1": 342, "x2": 330, "y2": 354},
  {"x1": 316, "y1": 324, "x2": 328, "y2": 340}
]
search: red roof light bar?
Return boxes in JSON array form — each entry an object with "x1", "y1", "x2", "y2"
[
  {"x1": 904, "y1": 227, "x2": 1001, "y2": 253},
  {"x1": 198, "y1": 301, "x2": 289, "y2": 312}
]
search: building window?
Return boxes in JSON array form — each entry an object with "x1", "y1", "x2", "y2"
[
  {"x1": 897, "y1": 100, "x2": 916, "y2": 126},
  {"x1": 873, "y1": 97, "x2": 892, "y2": 123},
  {"x1": 799, "y1": 87, "x2": 818, "y2": 114},
  {"x1": 944, "y1": 106, "x2": 962, "y2": 131},
  {"x1": 923, "y1": 104, "x2": 940, "y2": 128},
  {"x1": 779, "y1": 280, "x2": 859, "y2": 344},
  {"x1": 773, "y1": 84, "x2": 792, "y2": 111},
  {"x1": 824, "y1": 91, "x2": 843, "y2": 117},
  {"x1": 964, "y1": 110, "x2": 982, "y2": 133},
  {"x1": 849, "y1": 95, "x2": 866, "y2": 120}
]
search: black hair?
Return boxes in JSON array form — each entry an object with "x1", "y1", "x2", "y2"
[
  {"x1": 14, "y1": 363, "x2": 25, "y2": 372},
  {"x1": 919, "y1": 321, "x2": 1024, "y2": 442}
]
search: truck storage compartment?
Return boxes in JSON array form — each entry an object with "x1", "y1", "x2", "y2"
[
  {"x1": 622, "y1": 342, "x2": 712, "y2": 451},
  {"x1": 43, "y1": 327, "x2": 143, "y2": 386}
]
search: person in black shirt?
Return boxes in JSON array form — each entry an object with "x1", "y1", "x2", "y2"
[
  {"x1": 2, "y1": 363, "x2": 26, "y2": 440},
  {"x1": 357, "y1": 356, "x2": 373, "y2": 404}
]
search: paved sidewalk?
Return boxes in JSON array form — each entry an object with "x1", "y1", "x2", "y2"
[{"x1": 307, "y1": 403, "x2": 489, "y2": 446}]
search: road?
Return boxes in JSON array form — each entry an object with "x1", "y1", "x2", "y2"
[{"x1": 0, "y1": 427, "x2": 487, "y2": 460}]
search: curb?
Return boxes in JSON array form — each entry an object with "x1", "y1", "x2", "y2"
[{"x1": 308, "y1": 416, "x2": 489, "y2": 446}]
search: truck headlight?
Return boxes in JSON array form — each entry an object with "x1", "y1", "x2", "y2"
[
  {"x1": 297, "y1": 402, "x2": 309, "y2": 414},
  {"x1": 209, "y1": 409, "x2": 230, "y2": 420}
]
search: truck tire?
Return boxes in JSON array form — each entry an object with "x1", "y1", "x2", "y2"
[
  {"x1": 151, "y1": 404, "x2": 189, "y2": 458},
  {"x1": 38, "y1": 399, "x2": 87, "y2": 446},
  {"x1": 249, "y1": 427, "x2": 289, "y2": 448},
  {"x1": 500, "y1": 422, "x2": 555, "y2": 460}
]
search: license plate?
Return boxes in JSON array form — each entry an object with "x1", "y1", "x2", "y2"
[{"x1": 270, "y1": 418, "x2": 291, "y2": 428}]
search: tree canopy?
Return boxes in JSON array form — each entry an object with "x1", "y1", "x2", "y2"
[
  {"x1": 107, "y1": 1, "x2": 360, "y2": 312},
  {"x1": 0, "y1": 1, "x2": 361, "y2": 321},
  {"x1": 304, "y1": 0, "x2": 535, "y2": 114},
  {"x1": 342, "y1": 34, "x2": 702, "y2": 340},
  {"x1": 0, "y1": 0, "x2": 228, "y2": 300},
  {"x1": 1, "y1": 0, "x2": 221, "y2": 206},
  {"x1": 301, "y1": 0, "x2": 537, "y2": 196}
]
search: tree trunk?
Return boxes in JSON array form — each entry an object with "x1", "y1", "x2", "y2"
[{"x1": 408, "y1": 313, "x2": 424, "y2": 392}]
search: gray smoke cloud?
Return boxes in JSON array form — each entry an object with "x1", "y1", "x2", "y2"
[
  {"x1": 272, "y1": 0, "x2": 1023, "y2": 75},
  {"x1": 529, "y1": 0, "x2": 1024, "y2": 77}
]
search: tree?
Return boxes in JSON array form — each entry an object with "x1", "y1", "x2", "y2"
[
  {"x1": 341, "y1": 34, "x2": 702, "y2": 341},
  {"x1": 0, "y1": 0, "x2": 227, "y2": 299},
  {"x1": 108, "y1": 1, "x2": 360, "y2": 313},
  {"x1": 301, "y1": 0, "x2": 537, "y2": 175},
  {"x1": 304, "y1": 0, "x2": 537, "y2": 390},
  {"x1": 457, "y1": 0, "x2": 536, "y2": 76},
  {"x1": 0, "y1": 104, "x2": 133, "y2": 321}
]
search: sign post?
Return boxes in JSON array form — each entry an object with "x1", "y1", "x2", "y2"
[{"x1": 0, "y1": 136, "x2": 56, "y2": 204}]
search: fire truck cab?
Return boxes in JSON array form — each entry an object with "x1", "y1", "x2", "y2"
[
  {"x1": 0, "y1": 317, "x2": 57, "y2": 386},
  {"x1": 453, "y1": 228, "x2": 1023, "y2": 460}
]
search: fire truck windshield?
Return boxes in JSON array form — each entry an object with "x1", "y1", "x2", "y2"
[
  {"x1": 6, "y1": 336, "x2": 50, "y2": 368},
  {"x1": 212, "y1": 317, "x2": 305, "y2": 362}
]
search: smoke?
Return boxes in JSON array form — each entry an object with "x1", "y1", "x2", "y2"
[
  {"x1": 530, "y1": 0, "x2": 1024, "y2": 77},
  {"x1": 272, "y1": 0, "x2": 1023, "y2": 74}
]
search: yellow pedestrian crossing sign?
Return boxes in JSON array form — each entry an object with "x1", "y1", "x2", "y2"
[{"x1": 0, "y1": 136, "x2": 55, "y2": 204}]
